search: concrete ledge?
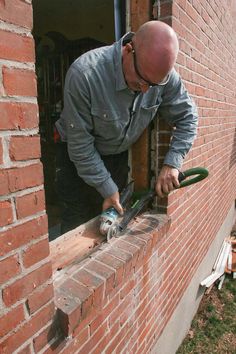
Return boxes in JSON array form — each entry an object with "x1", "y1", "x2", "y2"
[{"x1": 53, "y1": 213, "x2": 170, "y2": 337}]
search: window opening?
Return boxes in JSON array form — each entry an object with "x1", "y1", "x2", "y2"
[{"x1": 32, "y1": 0, "x2": 126, "y2": 241}]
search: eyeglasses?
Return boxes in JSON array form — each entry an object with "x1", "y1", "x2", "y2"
[{"x1": 131, "y1": 42, "x2": 170, "y2": 87}]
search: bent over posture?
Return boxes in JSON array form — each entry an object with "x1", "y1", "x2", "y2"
[{"x1": 55, "y1": 21, "x2": 198, "y2": 234}]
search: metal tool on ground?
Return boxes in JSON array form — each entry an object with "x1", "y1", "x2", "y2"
[{"x1": 100, "y1": 167, "x2": 209, "y2": 241}]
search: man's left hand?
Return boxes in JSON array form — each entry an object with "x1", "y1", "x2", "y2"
[{"x1": 155, "y1": 165, "x2": 180, "y2": 198}]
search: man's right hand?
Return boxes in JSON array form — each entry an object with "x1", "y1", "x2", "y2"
[{"x1": 102, "y1": 191, "x2": 124, "y2": 215}]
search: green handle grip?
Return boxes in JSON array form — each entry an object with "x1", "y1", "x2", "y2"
[{"x1": 178, "y1": 167, "x2": 209, "y2": 188}]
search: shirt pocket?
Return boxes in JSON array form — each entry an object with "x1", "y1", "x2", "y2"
[
  {"x1": 91, "y1": 107, "x2": 123, "y2": 141},
  {"x1": 140, "y1": 104, "x2": 160, "y2": 122}
]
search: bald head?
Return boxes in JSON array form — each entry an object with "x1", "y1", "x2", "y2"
[{"x1": 133, "y1": 21, "x2": 179, "y2": 83}]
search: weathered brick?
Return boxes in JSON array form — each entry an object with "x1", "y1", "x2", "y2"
[
  {"x1": 0, "y1": 200, "x2": 13, "y2": 227},
  {"x1": 95, "y1": 252, "x2": 125, "y2": 288},
  {"x1": 0, "y1": 30, "x2": 34, "y2": 62},
  {"x1": 0, "y1": 137, "x2": 3, "y2": 164},
  {"x1": 0, "y1": 0, "x2": 32, "y2": 29},
  {"x1": 3, "y1": 262, "x2": 52, "y2": 306},
  {"x1": 33, "y1": 322, "x2": 58, "y2": 353},
  {"x1": 0, "y1": 304, "x2": 25, "y2": 338},
  {"x1": 0, "y1": 254, "x2": 21, "y2": 283},
  {"x1": 55, "y1": 278, "x2": 93, "y2": 336},
  {"x1": 0, "y1": 102, "x2": 38, "y2": 131},
  {"x1": 8, "y1": 163, "x2": 44, "y2": 193},
  {"x1": 85, "y1": 260, "x2": 116, "y2": 296},
  {"x1": 89, "y1": 294, "x2": 120, "y2": 335},
  {"x1": 15, "y1": 189, "x2": 45, "y2": 219},
  {"x1": 22, "y1": 238, "x2": 50, "y2": 268},
  {"x1": 0, "y1": 302, "x2": 55, "y2": 354},
  {"x1": 0, "y1": 215, "x2": 48, "y2": 257},
  {"x1": 9, "y1": 136, "x2": 41, "y2": 161},
  {"x1": 73, "y1": 268, "x2": 105, "y2": 307},
  {"x1": 27, "y1": 283, "x2": 54, "y2": 314},
  {"x1": 0, "y1": 169, "x2": 9, "y2": 195},
  {"x1": 16, "y1": 344, "x2": 32, "y2": 354},
  {"x1": 2, "y1": 67, "x2": 37, "y2": 97}
]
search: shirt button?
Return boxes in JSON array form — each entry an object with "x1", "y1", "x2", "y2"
[
  {"x1": 70, "y1": 123, "x2": 74, "y2": 128},
  {"x1": 103, "y1": 114, "x2": 107, "y2": 118}
]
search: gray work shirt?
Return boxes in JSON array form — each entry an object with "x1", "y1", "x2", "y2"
[{"x1": 56, "y1": 33, "x2": 198, "y2": 199}]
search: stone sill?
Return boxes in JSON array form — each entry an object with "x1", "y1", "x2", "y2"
[{"x1": 52, "y1": 212, "x2": 170, "y2": 337}]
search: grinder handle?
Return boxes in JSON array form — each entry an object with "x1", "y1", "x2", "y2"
[{"x1": 178, "y1": 167, "x2": 209, "y2": 188}]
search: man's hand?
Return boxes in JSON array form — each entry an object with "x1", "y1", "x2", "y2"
[
  {"x1": 102, "y1": 191, "x2": 124, "y2": 215},
  {"x1": 156, "y1": 165, "x2": 180, "y2": 198}
]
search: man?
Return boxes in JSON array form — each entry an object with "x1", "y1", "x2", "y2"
[{"x1": 55, "y1": 21, "x2": 198, "y2": 234}]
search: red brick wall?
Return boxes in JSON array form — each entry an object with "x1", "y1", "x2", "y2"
[
  {"x1": 0, "y1": 0, "x2": 236, "y2": 353},
  {"x1": 158, "y1": 0, "x2": 236, "y2": 298},
  {"x1": 0, "y1": 1, "x2": 54, "y2": 353}
]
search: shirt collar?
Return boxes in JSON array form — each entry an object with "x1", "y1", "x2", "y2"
[{"x1": 113, "y1": 32, "x2": 134, "y2": 91}]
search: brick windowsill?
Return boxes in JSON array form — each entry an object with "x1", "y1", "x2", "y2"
[
  {"x1": 52, "y1": 213, "x2": 170, "y2": 337},
  {"x1": 50, "y1": 217, "x2": 105, "y2": 274}
]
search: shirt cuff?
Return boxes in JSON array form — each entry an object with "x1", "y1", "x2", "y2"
[
  {"x1": 96, "y1": 177, "x2": 118, "y2": 199},
  {"x1": 164, "y1": 151, "x2": 184, "y2": 170}
]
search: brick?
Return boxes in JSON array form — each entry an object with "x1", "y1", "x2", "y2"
[
  {"x1": 89, "y1": 294, "x2": 120, "y2": 335},
  {"x1": 0, "y1": 0, "x2": 32, "y2": 29},
  {"x1": 8, "y1": 163, "x2": 44, "y2": 193},
  {"x1": 105, "y1": 318, "x2": 133, "y2": 354},
  {"x1": 0, "y1": 30, "x2": 34, "y2": 62},
  {"x1": 0, "y1": 254, "x2": 21, "y2": 284},
  {"x1": 0, "y1": 169, "x2": 9, "y2": 195},
  {"x1": 0, "y1": 302, "x2": 55, "y2": 354},
  {"x1": 95, "y1": 322, "x2": 121, "y2": 354},
  {"x1": 2, "y1": 261, "x2": 52, "y2": 306},
  {"x1": 0, "y1": 102, "x2": 38, "y2": 131},
  {"x1": 9, "y1": 136, "x2": 41, "y2": 161},
  {"x1": 76, "y1": 321, "x2": 109, "y2": 354},
  {"x1": 17, "y1": 344, "x2": 32, "y2": 354},
  {"x1": 15, "y1": 189, "x2": 45, "y2": 219},
  {"x1": 109, "y1": 292, "x2": 133, "y2": 328},
  {"x1": 0, "y1": 304, "x2": 25, "y2": 338},
  {"x1": 120, "y1": 279, "x2": 135, "y2": 300},
  {"x1": 57, "y1": 326, "x2": 89, "y2": 354},
  {"x1": 114, "y1": 239, "x2": 140, "y2": 256},
  {"x1": 95, "y1": 252, "x2": 125, "y2": 289},
  {"x1": 33, "y1": 322, "x2": 58, "y2": 353},
  {"x1": 85, "y1": 260, "x2": 116, "y2": 295},
  {"x1": 27, "y1": 283, "x2": 54, "y2": 314},
  {"x1": 0, "y1": 137, "x2": 2, "y2": 164},
  {"x1": 55, "y1": 278, "x2": 93, "y2": 336},
  {"x1": 73, "y1": 268, "x2": 105, "y2": 308},
  {"x1": 3, "y1": 67, "x2": 37, "y2": 97},
  {"x1": 22, "y1": 238, "x2": 50, "y2": 268},
  {"x1": 0, "y1": 200, "x2": 13, "y2": 227},
  {"x1": 0, "y1": 215, "x2": 48, "y2": 257}
]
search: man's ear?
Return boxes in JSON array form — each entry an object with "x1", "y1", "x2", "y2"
[{"x1": 124, "y1": 42, "x2": 133, "y2": 53}]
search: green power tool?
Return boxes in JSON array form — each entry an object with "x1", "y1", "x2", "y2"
[{"x1": 100, "y1": 167, "x2": 209, "y2": 240}]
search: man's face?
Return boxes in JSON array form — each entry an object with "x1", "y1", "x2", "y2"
[
  {"x1": 130, "y1": 41, "x2": 170, "y2": 89},
  {"x1": 127, "y1": 41, "x2": 170, "y2": 93}
]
